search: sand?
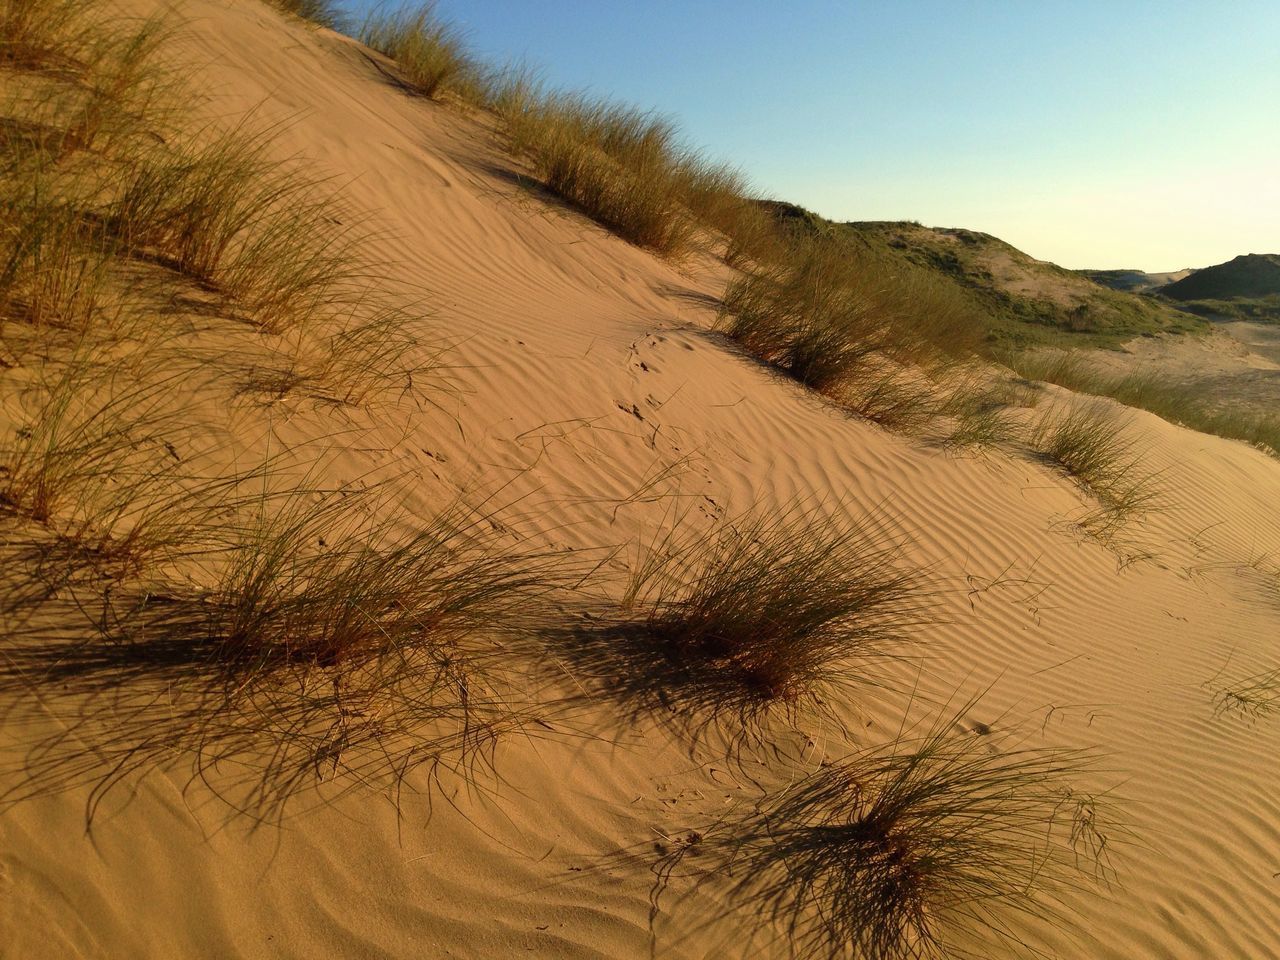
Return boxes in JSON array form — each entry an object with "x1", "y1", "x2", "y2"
[{"x1": 2, "y1": 2, "x2": 1279, "y2": 957}]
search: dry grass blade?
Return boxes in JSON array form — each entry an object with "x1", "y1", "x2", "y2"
[
  {"x1": 1210, "y1": 662, "x2": 1280, "y2": 721},
  {"x1": 655, "y1": 710, "x2": 1115, "y2": 959}
]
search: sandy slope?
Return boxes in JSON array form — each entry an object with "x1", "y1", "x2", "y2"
[{"x1": 2, "y1": 2, "x2": 1280, "y2": 958}]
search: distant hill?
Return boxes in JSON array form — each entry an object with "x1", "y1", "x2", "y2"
[
  {"x1": 1081, "y1": 268, "x2": 1193, "y2": 293},
  {"x1": 833, "y1": 220, "x2": 1204, "y2": 347},
  {"x1": 751, "y1": 205, "x2": 1204, "y2": 347},
  {"x1": 1160, "y1": 254, "x2": 1280, "y2": 301}
]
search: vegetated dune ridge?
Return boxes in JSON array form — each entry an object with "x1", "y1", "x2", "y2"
[
  {"x1": 1, "y1": 3, "x2": 1279, "y2": 959},
  {"x1": 1162, "y1": 254, "x2": 1280, "y2": 302}
]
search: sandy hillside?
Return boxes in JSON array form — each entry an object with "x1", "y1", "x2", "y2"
[
  {"x1": 2, "y1": 3, "x2": 1280, "y2": 959},
  {"x1": 1093, "y1": 321, "x2": 1280, "y2": 420}
]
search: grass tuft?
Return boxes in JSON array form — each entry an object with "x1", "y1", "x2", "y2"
[
  {"x1": 0, "y1": 358, "x2": 172, "y2": 526},
  {"x1": 269, "y1": 0, "x2": 346, "y2": 30},
  {"x1": 0, "y1": 0, "x2": 91, "y2": 75},
  {"x1": 1031, "y1": 400, "x2": 1162, "y2": 536},
  {"x1": 657, "y1": 713, "x2": 1113, "y2": 959},
  {"x1": 551, "y1": 504, "x2": 927, "y2": 737},
  {"x1": 104, "y1": 125, "x2": 365, "y2": 332},
  {"x1": 359, "y1": 2, "x2": 475, "y2": 100},
  {"x1": 717, "y1": 238, "x2": 985, "y2": 430},
  {"x1": 1, "y1": 490, "x2": 570, "y2": 819}
]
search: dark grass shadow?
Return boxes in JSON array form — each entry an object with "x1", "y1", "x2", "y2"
[
  {"x1": 0, "y1": 582, "x2": 542, "y2": 828},
  {"x1": 542, "y1": 614, "x2": 807, "y2": 756}
]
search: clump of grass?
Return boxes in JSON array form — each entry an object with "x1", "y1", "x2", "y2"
[
  {"x1": 201, "y1": 496, "x2": 556, "y2": 670},
  {"x1": 658, "y1": 717, "x2": 1112, "y2": 959},
  {"x1": 1031, "y1": 401, "x2": 1161, "y2": 529},
  {"x1": 1, "y1": 4, "x2": 174, "y2": 160},
  {"x1": 717, "y1": 237, "x2": 984, "y2": 424},
  {"x1": 538, "y1": 127, "x2": 694, "y2": 254},
  {"x1": 0, "y1": 180, "x2": 113, "y2": 332},
  {"x1": 0, "y1": 0, "x2": 91, "y2": 75},
  {"x1": 501, "y1": 92, "x2": 699, "y2": 254},
  {"x1": 0, "y1": 359, "x2": 172, "y2": 525},
  {"x1": 835, "y1": 365, "x2": 941, "y2": 433},
  {"x1": 2, "y1": 491, "x2": 569, "y2": 819},
  {"x1": 939, "y1": 377, "x2": 1023, "y2": 451},
  {"x1": 720, "y1": 199, "x2": 789, "y2": 269},
  {"x1": 480, "y1": 76, "x2": 749, "y2": 255},
  {"x1": 1210, "y1": 662, "x2": 1280, "y2": 721},
  {"x1": 359, "y1": 2, "x2": 475, "y2": 100},
  {"x1": 269, "y1": 0, "x2": 346, "y2": 30},
  {"x1": 719, "y1": 241, "x2": 893, "y2": 391},
  {"x1": 104, "y1": 126, "x2": 363, "y2": 332},
  {"x1": 554, "y1": 504, "x2": 926, "y2": 736},
  {"x1": 61, "y1": 15, "x2": 175, "y2": 155}
]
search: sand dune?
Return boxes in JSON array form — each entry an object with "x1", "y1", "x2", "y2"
[{"x1": 2, "y1": 2, "x2": 1279, "y2": 958}]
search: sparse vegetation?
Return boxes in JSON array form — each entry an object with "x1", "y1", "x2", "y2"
[
  {"x1": 1010, "y1": 350, "x2": 1280, "y2": 456},
  {"x1": 2, "y1": 488, "x2": 571, "y2": 818},
  {"x1": 939, "y1": 378, "x2": 1023, "y2": 451},
  {"x1": 0, "y1": 359, "x2": 172, "y2": 525},
  {"x1": 656, "y1": 715, "x2": 1111, "y2": 960},
  {"x1": 0, "y1": 0, "x2": 93, "y2": 75},
  {"x1": 485, "y1": 86, "x2": 744, "y2": 255},
  {"x1": 1175, "y1": 295, "x2": 1280, "y2": 324},
  {"x1": 1211, "y1": 663, "x2": 1280, "y2": 721},
  {"x1": 104, "y1": 127, "x2": 364, "y2": 332},
  {"x1": 0, "y1": 0, "x2": 491, "y2": 821}
]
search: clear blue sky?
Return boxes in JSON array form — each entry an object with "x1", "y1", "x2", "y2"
[{"x1": 348, "y1": 2, "x2": 1278, "y2": 272}]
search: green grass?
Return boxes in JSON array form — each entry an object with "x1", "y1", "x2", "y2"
[{"x1": 1175, "y1": 295, "x2": 1280, "y2": 324}]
